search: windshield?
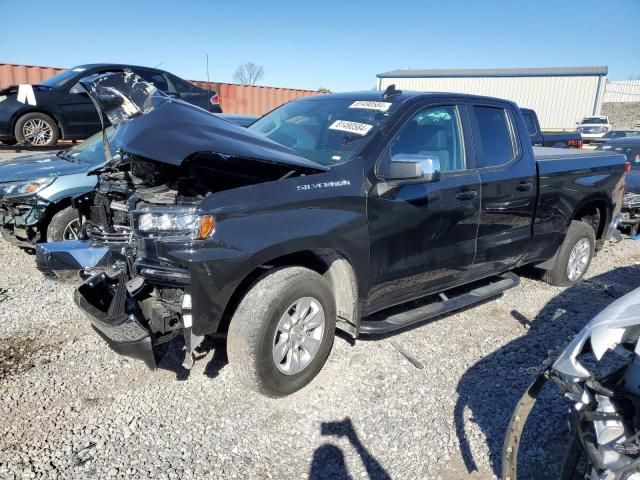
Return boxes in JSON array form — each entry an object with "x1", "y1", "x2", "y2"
[
  {"x1": 596, "y1": 144, "x2": 640, "y2": 166},
  {"x1": 41, "y1": 68, "x2": 86, "y2": 88},
  {"x1": 63, "y1": 127, "x2": 117, "y2": 164},
  {"x1": 248, "y1": 98, "x2": 399, "y2": 165},
  {"x1": 581, "y1": 117, "x2": 607, "y2": 124}
]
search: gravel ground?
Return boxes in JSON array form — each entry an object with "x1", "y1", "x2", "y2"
[{"x1": 1, "y1": 238, "x2": 640, "y2": 479}]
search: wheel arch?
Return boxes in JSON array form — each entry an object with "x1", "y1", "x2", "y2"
[
  {"x1": 219, "y1": 248, "x2": 360, "y2": 338},
  {"x1": 41, "y1": 197, "x2": 77, "y2": 242},
  {"x1": 11, "y1": 108, "x2": 66, "y2": 141},
  {"x1": 572, "y1": 196, "x2": 611, "y2": 247}
]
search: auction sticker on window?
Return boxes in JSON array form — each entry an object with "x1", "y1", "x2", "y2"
[
  {"x1": 329, "y1": 120, "x2": 373, "y2": 136},
  {"x1": 349, "y1": 101, "x2": 392, "y2": 112}
]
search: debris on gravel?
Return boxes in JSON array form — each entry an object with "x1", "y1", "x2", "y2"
[{"x1": 1, "y1": 238, "x2": 639, "y2": 479}]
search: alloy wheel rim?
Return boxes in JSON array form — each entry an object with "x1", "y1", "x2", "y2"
[
  {"x1": 63, "y1": 218, "x2": 82, "y2": 240},
  {"x1": 272, "y1": 297, "x2": 325, "y2": 375},
  {"x1": 567, "y1": 238, "x2": 591, "y2": 281},
  {"x1": 23, "y1": 119, "x2": 53, "y2": 145}
]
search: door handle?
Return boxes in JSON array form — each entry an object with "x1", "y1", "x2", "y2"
[
  {"x1": 516, "y1": 182, "x2": 533, "y2": 192},
  {"x1": 456, "y1": 190, "x2": 478, "y2": 201}
]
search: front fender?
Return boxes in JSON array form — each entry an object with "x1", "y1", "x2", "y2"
[{"x1": 37, "y1": 172, "x2": 97, "y2": 204}]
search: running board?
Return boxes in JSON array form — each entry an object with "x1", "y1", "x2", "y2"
[{"x1": 359, "y1": 272, "x2": 520, "y2": 335}]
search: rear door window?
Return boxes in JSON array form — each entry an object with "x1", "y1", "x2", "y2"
[
  {"x1": 135, "y1": 70, "x2": 169, "y2": 92},
  {"x1": 167, "y1": 74, "x2": 198, "y2": 94},
  {"x1": 473, "y1": 106, "x2": 517, "y2": 168},
  {"x1": 522, "y1": 111, "x2": 537, "y2": 136}
]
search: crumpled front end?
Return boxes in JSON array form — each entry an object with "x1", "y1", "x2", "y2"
[
  {"x1": 504, "y1": 288, "x2": 640, "y2": 479},
  {"x1": 74, "y1": 270, "x2": 158, "y2": 369},
  {"x1": 54, "y1": 72, "x2": 325, "y2": 370},
  {"x1": 0, "y1": 195, "x2": 50, "y2": 246}
]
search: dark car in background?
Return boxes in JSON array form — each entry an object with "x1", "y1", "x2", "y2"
[
  {"x1": 0, "y1": 63, "x2": 222, "y2": 146},
  {"x1": 520, "y1": 108, "x2": 583, "y2": 148},
  {"x1": 590, "y1": 129, "x2": 640, "y2": 145},
  {"x1": 596, "y1": 137, "x2": 640, "y2": 234}
]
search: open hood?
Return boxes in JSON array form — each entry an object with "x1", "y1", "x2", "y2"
[{"x1": 79, "y1": 72, "x2": 327, "y2": 172}]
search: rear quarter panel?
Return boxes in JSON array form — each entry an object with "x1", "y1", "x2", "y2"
[{"x1": 526, "y1": 149, "x2": 626, "y2": 263}]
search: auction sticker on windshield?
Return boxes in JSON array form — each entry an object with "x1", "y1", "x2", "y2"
[
  {"x1": 349, "y1": 101, "x2": 392, "y2": 112},
  {"x1": 329, "y1": 120, "x2": 373, "y2": 136}
]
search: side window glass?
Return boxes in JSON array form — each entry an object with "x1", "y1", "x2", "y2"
[
  {"x1": 169, "y1": 74, "x2": 193, "y2": 94},
  {"x1": 135, "y1": 70, "x2": 169, "y2": 92},
  {"x1": 473, "y1": 106, "x2": 516, "y2": 168},
  {"x1": 389, "y1": 105, "x2": 465, "y2": 172}
]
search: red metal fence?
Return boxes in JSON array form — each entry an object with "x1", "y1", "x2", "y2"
[
  {"x1": 0, "y1": 63, "x2": 66, "y2": 86},
  {"x1": 0, "y1": 64, "x2": 322, "y2": 115}
]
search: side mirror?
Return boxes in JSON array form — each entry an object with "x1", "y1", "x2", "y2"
[{"x1": 387, "y1": 154, "x2": 441, "y2": 183}]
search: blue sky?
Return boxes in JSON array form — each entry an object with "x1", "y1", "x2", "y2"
[{"x1": 1, "y1": 0, "x2": 639, "y2": 91}]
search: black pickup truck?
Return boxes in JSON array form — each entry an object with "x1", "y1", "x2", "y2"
[
  {"x1": 520, "y1": 108, "x2": 583, "y2": 148},
  {"x1": 38, "y1": 74, "x2": 626, "y2": 397}
]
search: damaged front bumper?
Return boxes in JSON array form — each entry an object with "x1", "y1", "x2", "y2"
[
  {"x1": 74, "y1": 271, "x2": 157, "y2": 369},
  {"x1": 0, "y1": 196, "x2": 49, "y2": 246},
  {"x1": 71, "y1": 257, "x2": 199, "y2": 370}
]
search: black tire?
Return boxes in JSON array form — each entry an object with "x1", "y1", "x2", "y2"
[
  {"x1": 46, "y1": 207, "x2": 82, "y2": 242},
  {"x1": 14, "y1": 112, "x2": 60, "y2": 146},
  {"x1": 559, "y1": 437, "x2": 588, "y2": 479},
  {"x1": 227, "y1": 266, "x2": 336, "y2": 397},
  {"x1": 542, "y1": 220, "x2": 596, "y2": 286}
]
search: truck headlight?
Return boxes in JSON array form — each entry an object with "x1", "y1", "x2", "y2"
[
  {"x1": 0, "y1": 177, "x2": 55, "y2": 197},
  {"x1": 136, "y1": 210, "x2": 215, "y2": 240}
]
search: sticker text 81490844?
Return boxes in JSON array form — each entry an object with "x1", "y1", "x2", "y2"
[
  {"x1": 349, "y1": 101, "x2": 392, "y2": 112},
  {"x1": 328, "y1": 120, "x2": 373, "y2": 136}
]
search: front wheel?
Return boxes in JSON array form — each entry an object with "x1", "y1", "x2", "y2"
[
  {"x1": 227, "y1": 266, "x2": 336, "y2": 397},
  {"x1": 15, "y1": 112, "x2": 60, "y2": 146},
  {"x1": 46, "y1": 207, "x2": 82, "y2": 242},
  {"x1": 542, "y1": 220, "x2": 596, "y2": 286}
]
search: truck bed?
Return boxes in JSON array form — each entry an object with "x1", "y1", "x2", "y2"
[{"x1": 534, "y1": 146, "x2": 625, "y2": 175}]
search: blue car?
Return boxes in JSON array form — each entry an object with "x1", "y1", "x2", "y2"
[
  {"x1": 596, "y1": 137, "x2": 640, "y2": 234},
  {"x1": 0, "y1": 114, "x2": 257, "y2": 246}
]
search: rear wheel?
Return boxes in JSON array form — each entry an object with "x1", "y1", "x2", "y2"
[
  {"x1": 542, "y1": 220, "x2": 596, "y2": 286},
  {"x1": 47, "y1": 207, "x2": 82, "y2": 242},
  {"x1": 15, "y1": 112, "x2": 59, "y2": 146},
  {"x1": 227, "y1": 266, "x2": 336, "y2": 397}
]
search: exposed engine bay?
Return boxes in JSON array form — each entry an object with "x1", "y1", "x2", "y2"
[
  {"x1": 503, "y1": 288, "x2": 640, "y2": 480},
  {"x1": 75, "y1": 152, "x2": 309, "y2": 243}
]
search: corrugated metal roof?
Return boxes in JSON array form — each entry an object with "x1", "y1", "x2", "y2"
[
  {"x1": 377, "y1": 66, "x2": 608, "y2": 78},
  {"x1": 0, "y1": 63, "x2": 322, "y2": 116}
]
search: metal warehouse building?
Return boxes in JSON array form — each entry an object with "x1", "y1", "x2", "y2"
[{"x1": 377, "y1": 66, "x2": 608, "y2": 130}]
